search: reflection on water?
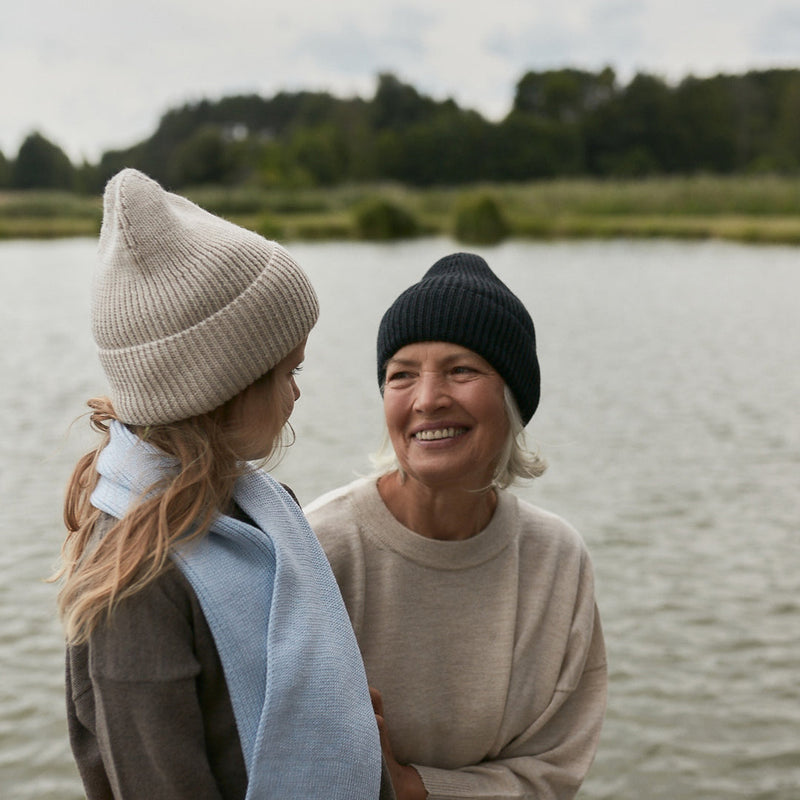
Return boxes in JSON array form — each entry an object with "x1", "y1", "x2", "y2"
[{"x1": 1, "y1": 237, "x2": 798, "y2": 799}]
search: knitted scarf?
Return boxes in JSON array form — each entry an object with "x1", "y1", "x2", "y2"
[{"x1": 90, "y1": 421, "x2": 381, "y2": 799}]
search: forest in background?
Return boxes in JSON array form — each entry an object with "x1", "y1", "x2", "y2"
[{"x1": 4, "y1": 67, "x2": 800, "y2": 193}]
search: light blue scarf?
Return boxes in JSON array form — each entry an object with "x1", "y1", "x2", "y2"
[{"x1": 91, "y1": 421, "x2": 381, "y2": 799}]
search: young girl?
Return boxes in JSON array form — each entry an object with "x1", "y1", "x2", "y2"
[{"x1": 53, "y1": 169, "x2": 388, "y2": 800}]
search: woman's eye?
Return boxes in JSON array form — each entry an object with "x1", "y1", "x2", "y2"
[
  {"x1": 291, "y1": 365, "x2": 303, "y2": 376},
  {"x1": 452, "y1": 365, "x2": 475, "y2": 375},
  {"x1": 387, "y1": 370, "x2": 412, "y2": 382}
]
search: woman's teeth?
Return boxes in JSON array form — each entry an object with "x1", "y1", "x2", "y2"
[{"x1": 414, "y1": 427, "x2": 465, "y2": 441}]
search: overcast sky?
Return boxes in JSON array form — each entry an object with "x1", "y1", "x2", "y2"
[{"x1": 4, "y1": 0, "x2": 800, "y2": 162}]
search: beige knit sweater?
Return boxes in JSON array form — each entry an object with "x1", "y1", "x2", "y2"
[{"x1": 306, "y1": 478, "x2": 607, "y2": 800}]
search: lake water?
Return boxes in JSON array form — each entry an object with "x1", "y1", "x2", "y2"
[{"x1": 1, "y1": 236, "x2": 798, "y2": 799}]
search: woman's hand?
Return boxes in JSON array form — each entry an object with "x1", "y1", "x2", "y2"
[{"x1": 370, "y1": 687, "x2": 427, "y2": 800}]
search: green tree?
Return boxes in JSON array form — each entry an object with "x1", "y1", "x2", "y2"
[
  {"x1": 513, "y1": 68, "x2": 616, "y2": 121},
  {"x1": 0, "y1": 149, "x2": 9, "y2": 187},
  {"x1": 287, "y1": 124, "x2": 348, "y2": 186},
  {"x1": 378, "y1": 109, "x2": 492, "y2": 185},
  {"x1": 255, "y1": 140, "x2": 310, "y2": 188},
  {"x1": 12, "y1": 132, "x2": 74, "y2": 189},
  {"x1": 493, "y1": 113, "x2": 583, "y2": 178},
  {"x1": 584, "y1": 73, "x2": 675, "y2": 175},
  {"x1": 82, "y1": 67, "x2": 800, "y2": 185},
  {"x1": 670, "y1": 76, "x2": 739, "y2": 172},
  {"x1": 734, "y1": 70, "x2": 794, "y2": 170},
  {"x1": 771, "y1": 74, "x2": 800, "y2": 170},
  {"x1": 168, "y1": 126, "x2": 233, "y2": 186},
  {"x1": 370, "y1": 73, "x2": 444, "y2": 131},
  {"x1": 74, "y1": 160, "x2": 104, "y2": 194},
  {"x1": 96, "y1": 146, "x2": 144, "y2": 187}
]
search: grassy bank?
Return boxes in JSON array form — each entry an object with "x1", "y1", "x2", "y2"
[{"x1": 3, "y1": 175, "x2": 800, "y2": 244}]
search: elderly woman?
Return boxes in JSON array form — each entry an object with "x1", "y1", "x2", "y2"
[{"x1": 306, "y1": 253, "x2": 607, "y2": 800}]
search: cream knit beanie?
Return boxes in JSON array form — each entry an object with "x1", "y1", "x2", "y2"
[{"x1": 92, "y1": 168, "x2": 319, "y2": 425}]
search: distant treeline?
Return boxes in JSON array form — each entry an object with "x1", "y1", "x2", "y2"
[{"x1": 4, "y1": 68, "x2": 800, "y2": 193}]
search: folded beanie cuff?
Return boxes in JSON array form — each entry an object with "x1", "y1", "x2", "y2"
[{"x1": 99, "y1": 246, "x2": 317, "y2": 425}]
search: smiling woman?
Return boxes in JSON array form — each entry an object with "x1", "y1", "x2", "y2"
[{"x1": 307, "y1": 252, "x2": 607, "y2": 800}]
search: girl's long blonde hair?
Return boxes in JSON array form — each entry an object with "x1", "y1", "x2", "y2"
[{"x1": 54, "y1": 374, "x2": 287, "y2": 645}]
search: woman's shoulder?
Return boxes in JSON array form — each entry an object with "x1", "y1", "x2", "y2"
[
  {"x1": 507, "y1": 492, "x2": 590, "y2": 558},
  {"x1": 303, "y1": 478, "x2": 383, "y2": 567},
  {"x1": 304, "y1": 477, "x2": 373, "y2": 526}
]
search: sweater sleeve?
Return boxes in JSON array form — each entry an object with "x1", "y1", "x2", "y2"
[
  {"x1": 414, "y1": 605, "x2": 607, "y2": 800},
  {"x1": 413, "y1": 524, "x2": 608, "y2": 800},
  {"x1": 67, "y1": 568, "x2": 237, "y2": 800}
]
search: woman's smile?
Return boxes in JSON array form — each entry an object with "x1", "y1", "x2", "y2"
[
  {"x1": 412, "y1": 425, "x2": 468, "y2": 442},
  {"x1": 383, "y1": 341, "x2": 509, "y2": 490}
]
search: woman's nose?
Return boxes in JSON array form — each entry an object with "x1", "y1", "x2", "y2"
[{"x1": 413, "y1": 372, "x2": 449, "y2": 412}]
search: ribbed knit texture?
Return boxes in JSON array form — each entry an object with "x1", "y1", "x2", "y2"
[
  {"x1": 308, "y1": 477, "x2": 608, "y2": 800},
  {"x1": 93, "y1": 169, "x2": 319, "y2": 425},
  {"x1": 90, "y1": 422, "x2": 382, "y2": 800},
  {"x1": 376, "y1": 252, "x2": 540, "y2": 424}
]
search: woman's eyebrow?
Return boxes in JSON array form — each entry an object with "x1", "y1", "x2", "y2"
[
  {"x1": 387, "y1": 352, "x2": 475, "y2": 369},
  {"x1": 386, "y1": 356, "x2": 418, "y2": 367}
]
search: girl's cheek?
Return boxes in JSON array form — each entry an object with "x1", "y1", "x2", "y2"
[{"x1": 284, "y1": 391, "x2": 295, "y2": 419}]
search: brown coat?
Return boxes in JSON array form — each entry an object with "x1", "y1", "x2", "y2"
[
  {"x1": 66, "y1": 545, "x2": 396, "y2": 799},
  {"x1": 66, "y1": 564, "x2": 248, "y2": 799}
]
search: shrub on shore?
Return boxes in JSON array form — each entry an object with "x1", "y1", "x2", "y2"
[
  {"x1": 353, "y1": 198, "x2": 420, "y2": 240},
  {"x1": 454, "y1": 194, "x2": 510, "y2": 244}
]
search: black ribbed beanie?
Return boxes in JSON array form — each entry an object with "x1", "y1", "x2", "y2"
[{"x1": 377, "y1": 252, "x2": 540, "y2": 424}]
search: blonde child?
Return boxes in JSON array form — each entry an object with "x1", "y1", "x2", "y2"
[{"x1": 53, "y1": 169, "x2": 390, "y2": 799}]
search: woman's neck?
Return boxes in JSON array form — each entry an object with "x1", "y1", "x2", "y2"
[{"x1": 377, "y1": 471, "x2": 497, "y2": 541}]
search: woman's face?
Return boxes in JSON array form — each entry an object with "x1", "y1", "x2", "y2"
[
  {"x1": 227, "y1": 338, "x2": 306, "y2": 461},
  {"x1": 382, "y1": 341, "x2": 509, "y2": 491}
]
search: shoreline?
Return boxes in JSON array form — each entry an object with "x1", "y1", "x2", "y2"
[{"x1": 3, "y1": 176, "x2": 800, "y2": 245}]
